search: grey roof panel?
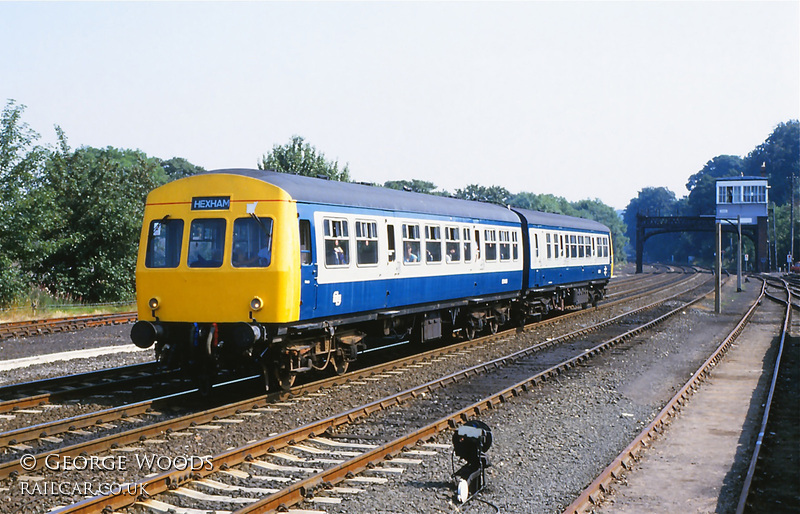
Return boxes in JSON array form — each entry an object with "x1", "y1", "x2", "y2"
[
  {"x1": 206, "y1": 168, "x2": 520, "y2": 223},
  {"x1": 512, "y1": 207, "x2": 610, "y2": 233}
]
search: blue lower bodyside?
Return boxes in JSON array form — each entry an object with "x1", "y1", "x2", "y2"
[
  {"x1": 531, "y1": 264, "x2": 610, "y2": 289},
  {"x1": 300, "y1": 270, "x2": 523, "y2": 321}
]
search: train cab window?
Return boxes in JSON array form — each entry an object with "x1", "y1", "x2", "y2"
[
  {"x1": 356, "y1": 221, "x2": 379, "y2": 266},
  {"x1": 425, "y1": 225, "x2": 442, "y2": 263},
  {"x1": 403, "y1": 223, "x2": 421, "y2": 264},
  {"x1": 463, "y1": 228, "x2": 472, "y2": 262},
  {"x1": 145, "y1": 219, "x2": 184, "y2": 268},
  {"x1": 324, "y1": 218, "x2": 350, "y2": 267},
  {"x1": 484, "y1": 229, "x2": 497, "y2": 261},
  {"x1": 188, "y1": 219, "x2": 226, "y2": 268},
  {"x1": 446, "y1": 227, "x2": 460, "y2": 262},
  {"x1": 232, "y1": 217, "x2": 273, "y2": 268},
  {"x1": 299, "y1": 220, "x2": 312, "y2": 265},
  {"x1": 499, "y1": 230, "x2": 511, "y2": 261}
]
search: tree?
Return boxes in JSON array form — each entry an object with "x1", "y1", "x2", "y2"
[
  {"x1": 26, "y1": 140, "x2": 166, "y2": 302},
  {"x1": 384, "y1": 179, "x2": 439, "y2": 194},
  {"x1": 742, "y1": 120, "x2": 799, "y2": 207},
  {"x1": 0, "y1": 100, "x2": 45, "y2": 306},
  {"x1": 160, "y1": 157, "x2": 205, "y2": 181},
  {"x1": 509, "y1": 192, "x2": 577, "y2": 215},
  {"x1": 259, "y1": 136, "x2": 350, "y2": 181},
  {"x1": 622, "y1": 187, "x2": 681, "y2": 263},
  {"x1": 454, "y1": 184, "x2": 511, "y2": 205}
]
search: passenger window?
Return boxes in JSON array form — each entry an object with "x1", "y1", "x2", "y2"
[
  {"x1": 534, "y1": 233, "x2": 539, "y2": 259},
  {"x1": 387, "y1": 225, "x2": 396, "y2": 262},
  {"x1": 484, "y1": 229, "x2": 497, "y2": 261},
  {"x1": 446, "y1": 227, "x2": 460, "y2": 263},
  {"x1": 546, "y1": 233, "x2": 552, "y2": 259},
  {"x1": 188, "y1": 219, "x2": 226, "y2": 268},
  {"x1": 499, "y1": 230, "x2": 510, "y2": 261},
  {"x1": 299, "y1": 220, "x2": 312, "y2": 265},
  {"x1": 356, "y1": 221, "x2": 379, "y2": 266},
  {"x1": 570, "y1": 235, "x2": 578, "y2": 258},
  {"x1": 232, "y1": 217, "x2": 273, "y2": 268},
  {"x1": 513, "y1": 231, "x2": 519, "y2": 260},
  {"x1": 578, "y1": 236, "x2": 585, "y2": 258},
  {"x1": 324, "y1": 218, "x2": 350, "y2": 267},
  {"x1": 403, "y1": 224, "x2": 421, "y2": 264},
  {"x1": 425, "y1": 225, "x2": 442, "y2": 263},
  {"x1": 145, "y1": 219, "x2": 184, "y2": 268},
  {"x1": 463, "y1": 228, "x2": 472, "y2": 262}
]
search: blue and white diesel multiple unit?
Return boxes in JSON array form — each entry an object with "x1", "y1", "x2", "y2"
[{"x1": 131, "y1": 169, "x2": 613, "y2": 390}]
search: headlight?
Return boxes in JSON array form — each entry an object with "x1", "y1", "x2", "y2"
[
  {"x1": 250, "y1": 297, "x2": 263, "y2": 311},
  {"x1": 148, "y1": 297, "x2": 160, "y2": 310}
]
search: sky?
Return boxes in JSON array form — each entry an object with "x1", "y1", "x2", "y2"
[{"x1": 1, "y1": 1, "x2": 798, "y2": 210}]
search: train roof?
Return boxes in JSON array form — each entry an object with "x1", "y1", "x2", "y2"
[
  {"x1": 512, "y1": 207, "x2": 610, "y2": 233},
  {"x1": 206, "y1": 168, "x2": 521, "y2": 223}
]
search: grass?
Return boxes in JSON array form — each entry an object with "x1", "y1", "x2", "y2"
[{"x1": 0, "y1": 289, "x2": 135, "y2": 323}]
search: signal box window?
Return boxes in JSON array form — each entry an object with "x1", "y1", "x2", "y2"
[
  {"x1": 324, "y1": 218, "x2": 350, "y2": 267},
  {"x1": 356, "y1": 221, "x2": 379, "y2": 266},
  {"x1": 425, "y1": 225, "x2": 442, "y2": 263},
  {"x1": 232, "y1": 217, "x2": 273, "y2": 268},
  {"x1": 188, "y1": 219, "x2": 226, "y2": 268},
  {"x1": 145, "y1": 219, "x2": 184, "y2": 268},
  {"x1": 446, "y1": 227, "x2": 460, "y2": 262},
  {"x1": 403, "y1": 224, "x2": 421, "y2": 264}
]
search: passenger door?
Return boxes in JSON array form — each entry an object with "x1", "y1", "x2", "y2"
[{"x1": 299, "y1": 220, "x2": 318, "y2": 313}]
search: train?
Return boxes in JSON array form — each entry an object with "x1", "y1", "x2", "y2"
[{"x1": 130, "y1": 169, "x2": 613, "y2": 392}]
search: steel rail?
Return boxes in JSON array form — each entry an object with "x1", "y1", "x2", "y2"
[
  {"x1": 51, "y1": 278, "x2": 714, "y2": 514},
  {"x1": 0, "y1": 385, "x2": 196, "y2": 448},
  {"x1": 735, "y1": 280, "x2": 792, "y2": 514},
  {"x1": 562, "y1": 279, "x2": 766, "y2": 514},
  {"x1": 1, "y1": 272, "x2": 705, "y2": 480},
  {"x1": 0, "y1": 362, "x2": 161, "y2": 414},
  {"x1": 0, "y1": 312, "x2": 136, "y2": 340},
  {"x1": 233, "y1": 277, "x2": 716, "y2": 513}
]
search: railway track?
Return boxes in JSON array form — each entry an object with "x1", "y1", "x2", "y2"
[
  {"x1": 735, "y1": 278, "x2": 797, "y2": 513},
  {"x1": 0, "y1": 272, "x2": 713, "y2": 512},
  {"x1": 0, "y1": 312, "x2": 136, "y2": 341},
  {"x1": 0, "y1": 271, "x2": 702, "y2": 466},
  {"x1": 564, "y1": 275, "x2": 795, "y2": 514},
  {"x1": 0, "y1": 362, "x2": 180, "y2": 416}
]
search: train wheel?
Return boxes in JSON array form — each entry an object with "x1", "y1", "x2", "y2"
[
  {"x1": 270, "y1": 363, "x2": 296, "y2": 391},
  {"x1": 332, "y1": 351, "x2": 350, "y2": 375},
  {"x1": 463, "y1": 322, "x2": 477, "y2": 341},
  {"x1": 488, "y1": 319, "x2": 499, "y2": 334}
]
